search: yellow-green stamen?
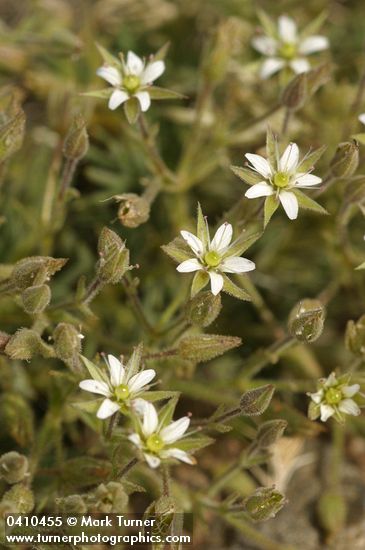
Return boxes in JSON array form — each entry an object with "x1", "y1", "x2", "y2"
[
  {"x1": 279, "y1": 42, "x2": 297, "y2": 60},
  {"x1": 273, "y1": 172, "x2": 290, "y2": 189},
  {"x1": 146, "y1": 433, "x2": 164, "y2": 453},
  {"x1": 123, "y1": 75, "x2": 141, "y2": 94},
  {"x1": 325, "y1": 387, "x2": 342, "y2": 405},
  {"x1": 204, "y1": 250, "x2": 221, "y2": 268},
  {"x1": 114, "y1": 384, "x2": 130, "y2": 401}
]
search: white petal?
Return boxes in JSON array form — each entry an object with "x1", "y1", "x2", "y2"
[
  {"x1": 245, "y1": 153, "x2": 272, "y2": 178},
  {"x1": 176, "y1": 259, "x2": 202, "y2": 272},
  {"x1": 320, "y1": 404, "x2": 335, "y2": 422},
  {"x1": 79, "y1": 379, "x2": 110, "y2": 397},
  {"x1": 342, "y1": 384, "x2": 360, "y2": 398},
  {"x1": 131, "y1": 398, "x2": 149, "y2": 416},
  {"x1": 279, "y1": 191, "x2": 299, "y2": 220},
  {"x1": 141, "y1": 60, "x2": 165, "y2": 84},
  {"x1": 324, "y1": 373, "x2": 337, "y2": 387},
  {"x1": 126, "y1": 51, "x2": 144, "y2": 75},
  {"x1": 309, "y1": 390, "x2": 323, "y2": 404},
  {"x1": 245, "y1": 182, "x2": 274, "y2": 198},
  {"x1": 107, "y1": 354, "x2": 125, "y2": 387},
  {"x1": 97, "y1": 398, "x2": 120, "y2": 419},
  {"x1": 180, "y1": 231, "x2": 204, "y2": 256},
  {"x1": 295, "y1": 173, "x2": 322, "y2": 187},
  {"x1": 161, "y1": 448, "x2": 196, "y2": 465},
  {"x1": 209, "y1": 271, "x2": 224, "y2": 295},
  {"x1": 290, "y1": 58, "x2": 310, "y2": 74},
  {"x1": 252, "y1": 36, "x2": 277, "y2": 56},
  {"x1": 299, "y1": 36, "x2": 329, "y2": 55},
  {"x1": 278, "y1": 15, "x2": 297, "y2": 43},
  {"x1": 220, "y1": 256, "x2": 256, "y2": 274},
  {"x1": 160, "y1": 417, "x2": 190, "y2": 444},
  {"x1": 96, "y1": 65, "x2": 121, "y2": 86},
  {"x1": 279, "y1": 143, "x2": 299, "y2": 172},
  {"x1": 142, "y1": 402, "x2": 159, "y2": 437},
  {"x1": 260, "y1": 58, "x2": 285, "y2": 79},
  {"x1": 135, "y1": 91, "x2": 151, "y2": 112},
  {"x1": 210, "y1": 223, "x2": 233, "y2": 252},
  {"x1": 128, "y1": 433, "x2": 142, "y2": 448},
  {"x1": 338, "y1": 398, "x2": 360, "y2": 416},
  {"x1": 359, "y1": 113, "x2": 365, "y2": 126},
  {"x1": 108, "y1": 89, "x2": 129, "y2": 110},
  {"x1": 128, "y1": 369, "x2": 156, "y2": 393},
  {"x1": 144, "y1": 453, "x2": 161, "y2": 469}
]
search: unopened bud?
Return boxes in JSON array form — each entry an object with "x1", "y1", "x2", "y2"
[
  {"x1": 288, "y1": 299, "x2": 325, "y2": 342},
  {"x1": 53, "y1": 323, "x2": 83, "y2": 370},
  {"x1": 11, "y1": 256, "x2": 67, "y2": 291},
  {"x1": 57, "y1": 495, "x2": 87, "y2": 514},
  {"x1": 255, "y1": 420, "x2": 287, "y2": 448},
  {"x1": 21, "y1": 284, "x2": 51, "y2": 314},
  {"x1": 2, "y1": 484, "x2": 34, "y2": 513},
  {"x1": 317, "y1": 491, "x2": 346, "y2": 534},
  {"x1": 63, "y1": 115, "x2": 89, "y2": 161},
  {"x1": 0, "y1": 452, "x2": 28, "y2": 484},
  {"x1": 5, "y1": 328, "x2": 55, "y2": 360},
  {"x1": 240, "y1": 385, "x2": 275, "y2": 416},
  {"x1": 281, "y1": 72, "x2": 308, "y2": 111},
  {"x1": 345, "y1": 315, "x2": 365, "y2": 356},
  {"x1": 97, "y1": 227, "x2": 130, "y2": 284},
  {"x1": 0, "y1": 108, "x2": 25, "y2": 163},
  {"x1": 178, "y1": 334, "x2": 241, "y2": 362},
  {"x1": 90, "y1": 482, "x2": 128, "y2": 513},
  {"x1": 117, "y1": 193, "x2": 150, "y2": 228},
  {"x1": 185, "y1": 291, "x2": 222, "y2": 327},
  {"x1": 244, "y1": 487, "x2": 286, "y2": 522},
  {"x1": 330, "y1": 141, "x2": 359, "y2": 178}
]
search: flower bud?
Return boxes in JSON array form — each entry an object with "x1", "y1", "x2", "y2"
[
  {"x1": 244, "y1": 487, "x2": 286, "y2": 522},
  {"x1": 63, "y1": 114, "x2": 89, "y2": 161},
  {"x1": 5, "y1": 328, "x2": 55, "y2": 360},
  {"x1": 345, "y1": 315, "x2": 365, "y2": 356},
  {"x1": 317, "y1": 491, "x2": 346, "y2": 534},
  {"x1": 89, "y1": 482, "x2": 128, "y2": 513},
  {"x1": 21, "y1": 284, "x2": 51, "y2": 314},
  {"x1": 0, "y1": 452, "x2": 28, "y2": 484},
  {"x1": 2, "y1": 484, "x2": 34, "y2": 513},
  {"x1": 240, "y1": 385, "x2": 275, "y2": 416},
  {"x1": 178, "y1": 334, "x2": 241, "y2": 362},
  {"x1": 185, "y1": 291, "x2": 222, "y2": 327},
  {"x1": 57, "y1": 494, "x2": 87, "y2": 514},
  {"x1": 97, "y1": 227, "x2": 130, "y2": 284},
  {"x1": 0, "y1": 108, "x2": 25, "y2": 163},
  {"x1": 288, "y1": 299, "x2": 325, "y2": 342},
  {"x1": 53, "y1": 323, "x2": 83, "y2": 371},
  {"x1": 255, "y1": 420, "x2": 287, "y2": 448},
  {"x1": 330, "y1": 141, "x2": 359, "y2": 178},
  {"x1": 281, "y1": 72, "x2": 308, "y2": 111},
  {"x1": 11, "y1": 256, "x2": 67, "y2": 291},
  {"x1": 117, "y1": 193, "x2": 151, "y2": 228}
]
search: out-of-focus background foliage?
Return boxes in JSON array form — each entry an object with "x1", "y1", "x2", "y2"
[{"x1": 1, "y1": 0, "x2": 365, "y2": 548}]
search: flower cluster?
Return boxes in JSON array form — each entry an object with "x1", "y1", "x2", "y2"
[
  {"x1": 252, "y1": 15, "x2": 329, "y2": 79},
  {"x1": 308, "y1": 372, "x2": 361, "y2": 423}
]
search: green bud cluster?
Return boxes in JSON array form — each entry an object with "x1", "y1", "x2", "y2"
[{"x1": 288, "y1": 298, "x2": 325, "y2": 342}]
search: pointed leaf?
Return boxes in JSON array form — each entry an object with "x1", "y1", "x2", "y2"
[
  {"x1": 80, "y1": 356, "x2": 109, "y2": 384},
  {"x1": 223, "y1": 231, "x2": 262, "y2": 257},
  {"x1": 231, "y1": 165, "x2": 264, "y2": 185},
  {"x1": 300, "y1": 10, "x2": 328, "y2": 38},
  {"x1": 264, "y1": 195, "x2": 279, "y2": 227},
  {"x1": 196, "y1": 203, "x2": 209, "y2": 248},
  {"x1": 148, "y1": 87, "x2": 185, "y2": 100},
  {"x1": 72, "y1": 399, "x2": 103, "y2": 413},
  {"x1": 138, "y1": 390, "x2": 180, "y2": 402},
  {"x1": 178, "y1": 333, "x2": 242, "y2": 362},
  {"x1": 177, "y1": 435, "x2": 214, "y2": 452},
  {"x1": 292, "y1": 189, "x2": 328, "y2": 214},
  {"x1": 161, "y1": 237, "x2": 192, "y2": 264},
  {"x1": 96, "y1": 43, "x2": 121, "y2": 67},
  {"x1": 191, "y1": 270, "x2": 209, "y2": 297},
  {"x1": 266, "y1": 127, "x2": 278, "y2": 167},
  {"x1": 81, "y1": 89, "x2": 113, "y2": 99},
  {"x1": 222, "y1": 274, "x2": 252, "y2": 301},
  {"x1": 124, "y1": 98, "x2": 140, "y2": 124},
  {"x1": 154, "y1": 42, "x2": 171, "y2": 61},
  {"x1": 298, "y1": 145, "x2": 326, "y2": 172},
  {"x1": 257, "y1": 9, "x2": 277, "y2": 38},
  {"x1": 158, "y1": 396, "x2": 179, "y2": 429},
  {"x1": 126, "y1": 343, "x2": 143, "y2": 379}
]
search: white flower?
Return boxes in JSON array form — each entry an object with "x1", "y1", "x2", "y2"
[
  {"x1": 97, "y1": 50, "x2": 165, "y2": 111},
  {"x1": 308, "y1": 372, "x2": 361, "y2": 423},
  {"x1": 244, "y1": 142, "x2": 322, "y2": 220},
  {"x1": 177, "y1": 221, "x2": 255, "y2": 296},
  {"x1": 359, "y1": 113, "x2": 365, "y2": 125},
  {"x1": 79, "y1": 354, "x2": 156, "y2": 420},
  {"x1": 128, "y1": 401, "x2": 195, "y2": 469},
  {"x1": 252, "y1": 15, "x2": 329, "y2": 79}
]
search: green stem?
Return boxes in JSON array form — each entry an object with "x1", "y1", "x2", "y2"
[
  {"x1": 138, "y1": 115, "x2": 175, "y2": 186},
  {"x1": 122, "y1": 275, "x2": 158, "y2": 337}
]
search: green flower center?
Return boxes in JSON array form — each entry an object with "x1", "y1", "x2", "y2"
[
  {"x1": 273, "y1": 172, "x2": 290, "y2": 189},
  {"x1": 325, "y1": 387, "x2": 343, "y2": 405},
  {"x1": 146, "y1": 433, "x2": 164, "y2": 453},
  {"x1": 123, "y1": 75, "x2": 141, "y2": 94},
  {"x1": 279, "y1": 42, "x2": 297, "y2": 60},
  {"x1": 114, "y1": 384, "x2": 130, "y2": 401},
  {"x1": 204, "y1": 250, "x2": 221, "y2": 268}
]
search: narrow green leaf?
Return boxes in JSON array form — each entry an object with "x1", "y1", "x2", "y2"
[
  {"x1": 161, "y1": 237, "x2": 192, "y2": 263},
  {"x1": 95, "y1": 43, "x2": 121, "y2": 67},
  {"x1": 72, "y1": 399, "x2": 102, "y2": 413},
  {"x1": 224, "y1": 231, "x2": 262, "y2": 257},
  {"x1": 126, "y1": 343, "x2": 143, "y2": 379},
  {"x1": 178, "y1": 334, "x2": 242, "y2": 362},
  {"x1": 80, "y1": 356, "x2": 109, "y2": 384},
  {"x1": 298, "y1": 145, "x2": 327, "y2": 172},
  {"x1": 222, "y1": 274, "x2": 252, "y2": 301},
  {"x1": 124, "y1": 97, "x2": 140, "y2": 124},
  {"x1": 191, "y1": 270, "x2": 210, "y2": 297},
  {"x1": 293, "y1": 189, "x2": 328, "y2": 214},
  {"x1": 196, "y1": 203, "x2": 209, "y2": 248},
  {"x1": 158, "y1": 396, "x2": 179, "y2": 428},
  {"x1": 300, "y1": 10, "x2": 328, "y2": 38},
  {"x1": 177, "y1": 435, "x2": 214, "y2": 452},
  {"x1": 81, "y1": 89, "x2": 113, "y2": 99},
  {"x1": 230, "y1": 165, "x2": 263, "y2": 185},
  {"x1": 148, "y1": 87, "x2": 185, "y2": 100},
  {"x1": 154, "y1": 42, "x2": 171, "y2": 61},
  {"x1": 138, "y1": 390, "x2": 180, "y2": 402},
  {"x1": 257, "y1": 9, "x2": 277, "y2": 38},
  {"x1": 264, "y1": 195, "x2": 279, "y2": 227},
  {"x1": 266, "y1": 127, "x2": 278, "y2": 167}
]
